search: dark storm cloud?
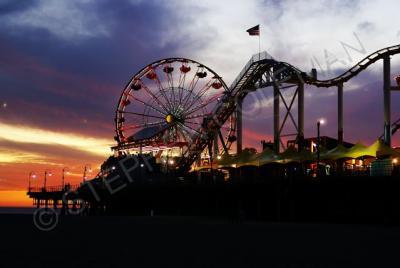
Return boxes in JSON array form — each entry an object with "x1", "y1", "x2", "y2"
[
  {"x1": 0, "y1": 0, "x2": 36, "y2": 15},
  {"x1": 0, "y1": 0, "x2": 398, "y2": 148},
  {"x1": 0, "y1": 0, "x2": 183, "y2": 138}
]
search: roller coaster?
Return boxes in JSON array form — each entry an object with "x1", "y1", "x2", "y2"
[
  {"x1": 27, "y1": 44, "x2": 400, "y2": 214},
  {"x1": 113, "y1": 44, "x2": 400, "y2": 173}
]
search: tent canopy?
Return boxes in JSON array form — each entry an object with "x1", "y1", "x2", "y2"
[
  {"x1": 321, "y1": 144, "x2": 350, "y2": 160},
  {"x1": 345, "y1": 142, "x2": 369, "y2": 159},
  {"x1": 367, "y1": 139, "x2": 400, "y2": 158}
]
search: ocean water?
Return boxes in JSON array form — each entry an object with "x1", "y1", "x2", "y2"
[{"x1": 0, "y1": 207, "x2": 35, "y2": 214}]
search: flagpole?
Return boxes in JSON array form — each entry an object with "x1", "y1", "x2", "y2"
[{"x1": 258, "y1": 25, "x2": 261, "y2": 61}]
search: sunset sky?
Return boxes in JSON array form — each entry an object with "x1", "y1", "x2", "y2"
[{"x1": 1, "y1": 0, "x2": 400, "y2": 206}]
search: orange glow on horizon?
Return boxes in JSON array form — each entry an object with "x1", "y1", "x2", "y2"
[
  {"x1": 0, "y1": 191, "x2": 32, "y2": 207},
  {"x1": 0, "y1": 121, "x2": 110, "y2": 207}
]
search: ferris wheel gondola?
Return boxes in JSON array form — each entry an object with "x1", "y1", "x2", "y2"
[{"x1": 114, "y1": 58, "x2": 236, "y2": 163}]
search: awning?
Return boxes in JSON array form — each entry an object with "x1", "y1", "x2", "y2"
[
  {"x1": 320, "y1": 144, "x2": 350, "y2": 160},
  {"x1": 365, "y1": 140, "x2": 400, "y2": 158},
  {"x1": 345, "y1": 142, "x2": 370, "y2": 159}
]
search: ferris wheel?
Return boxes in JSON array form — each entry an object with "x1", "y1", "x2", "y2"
[{"x1": 114, "y1": 58, "x2": 236, "y2": 160}]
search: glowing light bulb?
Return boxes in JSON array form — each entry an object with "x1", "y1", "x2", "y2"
[{"x1": 165, "y1": 114, "x2": 174, "y2": 123}]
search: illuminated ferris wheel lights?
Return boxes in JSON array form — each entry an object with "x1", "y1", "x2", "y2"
[
  {"x1": 115, "y1": 58, "x2": 236, "y2": 164},
  {"x1": 165, "y1": 114, "x2": 174, "y2": 124},
  {"x1": 212, "y1": 82, "x2": 222, "y2": 89}
]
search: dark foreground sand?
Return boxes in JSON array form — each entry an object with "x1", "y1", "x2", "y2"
[{"x1": 1, "y1": 214, "x2": 400, "y2": 267}]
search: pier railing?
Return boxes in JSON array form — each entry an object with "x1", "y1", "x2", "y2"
[{"x1": 28, "y1": 184, "x2": 80, "y2": 193}]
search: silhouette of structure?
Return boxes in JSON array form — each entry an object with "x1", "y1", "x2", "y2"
[{"x1": 27, "y1": 44, "x2": 400, "y2": 222}]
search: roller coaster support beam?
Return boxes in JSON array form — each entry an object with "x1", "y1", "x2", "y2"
[
  {"x1": 297, "y1": 82, "x2": 304, "y2": 150},
  {"x1": 218, "y1": 129, "x2": 229, "y2": 155},
  {"x1": 383, "y1": 55, "x2": 391, "y2": 146},
  {"x1": 273, "y1": 82, "x2": 280, "y2": 153},
  {"x1": 236, "y1": 97, "x2": 243, "y2": 154},
  {"x1": 338, "y1": 82, "x2": 344, "y2": 144},
  {"x1": 213, "y1": 133, "x2": 219, "y2": 158}
]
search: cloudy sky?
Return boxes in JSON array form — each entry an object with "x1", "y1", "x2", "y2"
[{"x1": 0, "y1": 0, "x2": 400, "y2": 205}]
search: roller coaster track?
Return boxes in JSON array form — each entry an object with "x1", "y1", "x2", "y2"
[
  {"x1": 178, "y1": 44, "x2": 400, "y2": 172},
  {"x1": 305, "y1": 44, "x2": 400, "y2": 87}
]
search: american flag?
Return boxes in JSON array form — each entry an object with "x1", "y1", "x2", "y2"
[{"x1": 246, "y1": 25, "x2": 260, "y2": 36}]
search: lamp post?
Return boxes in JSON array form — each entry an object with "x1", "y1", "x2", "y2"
[
  {"x1": 28, "y1": 172, "x2": 36, "y2": 192},
  {"x1": 83, "y1": 165, "x2": 92, "y2": 183},
  {"x1": 62, "y1": 167, "x2": 69, "y2": 189},
  {"x1": 43, "y1": 170, "x2": 52, "y2": 189},
  {"x1": 317, "y1": 119, "x2": 325, "y2": 177}
]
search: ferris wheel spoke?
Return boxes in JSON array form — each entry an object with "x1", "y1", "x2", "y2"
[
  {"x1": 120, "y1": 120, "x2": 166, "y2": 131},
  {"x1": 154, "y1": 76, "x2": 174, "y2": 111},
  {"x1": 177, "y1": 72, "x2": 188, "y2": 106},
  {"x1": 185, "y1": 94, "x2": 221, "y2": 115},
  {"x1": 178, "y1": 68, "x2": 187, "y2": 88},
  {"x1": 168, "y1": 73, "x2": 177, "y2": 108},
  {"x1": 184, "y1": 120, "x2": 231, "y2": 133},
  {"x1": 185, "y1": 120, "x2": 229, "y2": 129},
  {"x1": 178, "y1": 65, "x2": 200, "y2": 105},
  {"x1": 183, "y1": 81, "x2": 215, "y2": 111},
  {"x1": 180, "y1": 67, "x2": 201, "y2": 108},
  {"x1": 181, "y1": 80, "x2": 213, "y2": 111},
  {"x1": 184, "y1": 113, "x2": 210, "y2": 120},
  {"x1": 180, "y1": 122, "x2": 201, "y2": 135},
  {"x1": 140, "y1": 83, "x2": 170, "y2": 112},
  {"x1": 188, "y1": 69, "x2": 201, "y2": 92},
  {"x1": 119, "y1": 110, "x2": 166, "y2": 120},
  {"x1": 127, "y1": 93, "x2": 167, "y2": 116},
  {"x1": 179, "y1": 79, "x2": 198, "y2": 109},
  {"x1": 176, "y1": 124, "x2": 193, "y2": 143},
  {"x1": 163, "y1": 64, "x2": 176, "y2": 107},
  {"x1": 183, "y1": 67, "x2": 201, "y2": 102}
]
